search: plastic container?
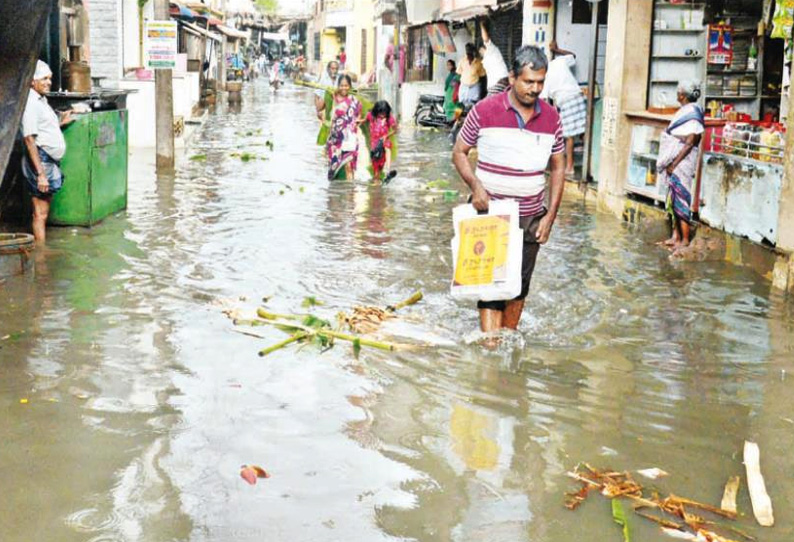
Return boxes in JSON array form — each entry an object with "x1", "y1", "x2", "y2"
[{"x1": 0, "y1": 233, "x2": 34, "y2": 278}]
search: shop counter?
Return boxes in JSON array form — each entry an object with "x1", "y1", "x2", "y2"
[
  {"x1": 699, "y1": 153, "x2": 783, "y2": 247},
  {"x1": 624, "y1": 110, "x2": 725, "y2": 207}
]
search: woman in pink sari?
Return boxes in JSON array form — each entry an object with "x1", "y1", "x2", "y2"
[
  {"x1": 326, "y1": 75, "x2": 362, "y2": 180},
  {"x1": 657, "y1": 80, "x2": 705, "y2": 252}
]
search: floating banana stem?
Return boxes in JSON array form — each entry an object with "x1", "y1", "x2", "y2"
[
  {"x1": 259, "y1": 332, "x2": 308, "y2": 357},
  {"x1": 233, "y1": 318, "x2": 269, "y2": 327},
  {"x1": 254, "y1": 318, "x2": 397, "y2": 352},
  {"x1": 388, "y1": 291, "x2": 423, "y2": 312},
  {"x1": 256, "y1": 309, "x2": 303, "y2": 321}
]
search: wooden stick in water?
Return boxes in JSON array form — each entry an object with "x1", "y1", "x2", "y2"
[
  {"x1": 721, "y1": 476, "x2": 741, "y2": 514},
  {"x1": 743, "y1": 441, "x2": 774, "y2": 527}
]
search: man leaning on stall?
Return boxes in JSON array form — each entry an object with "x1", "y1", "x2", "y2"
[{"x1": 21, "y1": 60, "x2": 73, "y2": 243}]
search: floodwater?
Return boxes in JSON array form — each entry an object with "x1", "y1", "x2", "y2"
[{"x1": 2, "y1": 81, "x2": 794, "y2": 542}]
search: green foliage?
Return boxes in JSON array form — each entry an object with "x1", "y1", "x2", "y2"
[
  {"x1": 255, "y1": 0, "x2": 279, "y2": 14},
  {"x1": 611, "y1": 499, "x2": 631, "y2": 542}
]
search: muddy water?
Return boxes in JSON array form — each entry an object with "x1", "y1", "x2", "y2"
[{"x1": 1, "y1": 81, "x2": 793, "y2": 542}]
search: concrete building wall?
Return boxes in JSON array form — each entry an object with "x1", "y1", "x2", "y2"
[
  {"x1": 88, "y1": 0, "x2": 124, "y2": 83},
  {"x1": 596, "y1": 0, "x2": 653, "y2": 216}
]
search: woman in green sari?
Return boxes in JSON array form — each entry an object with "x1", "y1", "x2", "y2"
[{"x1": 444, "y1": 59, "x2": 461, "y2": 122}]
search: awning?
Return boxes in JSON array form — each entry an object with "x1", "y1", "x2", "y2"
[
  {"x1": 442, "y1": 5, "x2": 489, "y2": 21},
  {"x1": 178, "y1": 20, "x2": 222, "y2": 42},
  {"x1": 216, "y1": 25, "x2": 248, "y2": 39},
  {"x1": 260, "y1": 32, "x2": 289, "y2": 41},
  {"x1": 169, "y1": 2, "x2": 196, "y2": 20}
]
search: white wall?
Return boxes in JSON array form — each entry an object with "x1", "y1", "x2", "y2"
[
  {"x1": 553, "y1": 0, "x2": 606, "y2": 85},
  {"x1": 119, "y1": 73, "x2": 200, "y2": 147},
  {"x1": 89, "y1": 0, "x2": 124, "y2": 83},
  {"x1": 122, "y1": 0, "x2": 154, "y2": 70}
]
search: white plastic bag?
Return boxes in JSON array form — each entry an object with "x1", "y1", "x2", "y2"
[{"x1": 450, "y1": 199, "x2": 523, "y2": 301}]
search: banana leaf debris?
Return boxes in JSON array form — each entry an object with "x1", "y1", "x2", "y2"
[
  {"x1": 565, "y1": 462, "x2": 763, "y2": 542},
  {"x1": 227, "y1": 291, "x2": 423, "y2": 357}
]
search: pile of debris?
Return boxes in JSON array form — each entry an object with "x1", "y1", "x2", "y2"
[{"x1": 565, "y1": 442, "x2": 774, "y2": 542}]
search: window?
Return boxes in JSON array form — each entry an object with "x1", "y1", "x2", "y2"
[
  {"x1": 572, "y1": 0, "x2": 609, "y2": 25},
  {"x1": 407, "y1": 26, "x2": 432, "y2": 82}
]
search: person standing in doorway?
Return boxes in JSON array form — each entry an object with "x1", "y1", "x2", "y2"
[
  {"x1": 339, "y1": 47, "x2": 347, "y2": 70},
  {"x1": 457, "y1": 43, "x2": 486, "y2": 107},
  {"x1": 479, "y1": 20, "x2": 510, "y2": 95},
  {"x1": 21, "y1": 60, "x2": 73, "y2": 243},
  {"x1": 452, "y1": 46, "x2": 566, "y2": 335},
  {"x1": 540, "y1": 41, "x2": 587, "y2": 177}
]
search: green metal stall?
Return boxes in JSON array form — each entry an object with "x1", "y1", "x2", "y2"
[{"x1": 49, "y1": 108, "x2": 128, "y2": 226}]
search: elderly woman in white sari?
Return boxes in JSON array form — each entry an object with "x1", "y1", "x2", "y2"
[{"x1": 657, "y1": 81, "x2": 705, "y2": 252}]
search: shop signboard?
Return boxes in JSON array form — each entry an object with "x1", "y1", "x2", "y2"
[
  {"x1": 707, "y1": 24, "x2": 733, "y2": 66},
  {"x1": 426, "y1": 23, "x2": 456, "y2": 54},
  {"x1": 144, "y1": 20, "x2": 178, "y2": 69}
]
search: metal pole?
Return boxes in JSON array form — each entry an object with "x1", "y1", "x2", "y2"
[
  {"x1": 220, "y1": 0, "x2": 227, "y2": 91},
  {"x1": 154, "y1": 0, "x2": 175, "y2": 170},
  {"x1": 582, "y1": 1, "x2": 600, "y2": 186}
]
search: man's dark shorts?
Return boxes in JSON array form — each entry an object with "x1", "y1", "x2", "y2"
[
  {"x1": 477, "y1": 210, "x2": 546, "y2": 312},
  {"x1": 22, "y1": 147, "x2": 63, "y2": 199}
]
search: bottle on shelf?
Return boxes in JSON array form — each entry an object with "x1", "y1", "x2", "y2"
[{"x1": 748, "y1": 38, "x2": 758, "y2": 71}]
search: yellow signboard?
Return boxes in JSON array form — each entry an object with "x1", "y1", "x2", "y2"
[{"x1": 453, "y1": 215, "x2": 510, "y2": 287}]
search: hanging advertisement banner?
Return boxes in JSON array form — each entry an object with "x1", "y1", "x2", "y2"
[
  {"x1": 426, "y1": 23, "x2": 457, "y2": 54},
  {"x1": 145, "y1": 20, "x2": 178, "y2": 69},
  {"x1": 707, "y1": 24, "x2": 734, "y2": 65}
]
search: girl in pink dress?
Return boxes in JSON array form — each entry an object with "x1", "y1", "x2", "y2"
[{"x1": 365, "y1": 100, "x2": 398, "y2": 183}]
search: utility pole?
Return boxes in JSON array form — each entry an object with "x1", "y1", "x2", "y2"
[
  {"x1": 219, "y1": 0, "x2": 227, "y2": 91},
  {"x1": 154, "y1": 0, "x2": 175, "y2": 170}
]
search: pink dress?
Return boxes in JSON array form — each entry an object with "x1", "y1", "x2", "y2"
[{"x1": 366, "y1": 113, "x2": 396, "y2": 150}]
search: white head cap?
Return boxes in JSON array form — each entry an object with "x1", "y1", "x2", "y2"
[{"x1": 34, "y1": 60, "x2": 52, "y2": 80}]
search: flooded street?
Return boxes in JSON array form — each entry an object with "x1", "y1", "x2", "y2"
[{"x1": 2, "y1": 81, "x2": 794, "y2": 542}]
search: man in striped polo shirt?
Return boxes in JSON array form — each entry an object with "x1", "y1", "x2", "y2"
[{"x1": 452, "y1": 45, "x2": 566, "y2": 334}]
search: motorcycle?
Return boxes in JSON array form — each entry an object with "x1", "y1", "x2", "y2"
[{"x1": 414, "y1": 94, "x2": 451, "y2": 128}]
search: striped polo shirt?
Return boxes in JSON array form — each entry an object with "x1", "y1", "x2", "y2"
[{"x1": 459, "y1": 90, "x2": 565, "y2": 217}]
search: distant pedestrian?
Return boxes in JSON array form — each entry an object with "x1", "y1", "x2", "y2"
[
  {"x1": 326, "y1": 75, "x2": 362, "y2": 181},
  {"x1": 452, "y1": 46, "x2": 565, "y2": 336},
  {"x1": 541, "y1": 41, "x2": 587, "y2": 176},
  {"x1": 21, "y1": 60, "x2": 73, "y2": 243},
  {"x1": 444, "y1": 59, "x2": 461, "y2": 121},
  {"x1": 457, "y1": 43, "x2": 486, "y2": 107},
  {"x1": 365, "y1": 100, "x2": 398, "y2": 183},
  {"x1": 315, "y1": 60, "x2": 340, "y2": 120},
  {"x1": 479, "y1": 21, "x2": 509, "y2": 95},
  {"x1": 657, "y1": 80, "x2": 705, "y2": 254},
  {"x1": 339, "y1": 47, "x2": 347, "y2": 70}
]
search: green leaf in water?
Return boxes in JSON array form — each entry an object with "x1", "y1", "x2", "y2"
[
  {"x1": 352, "y1": 338, "x2": 361, "y2": 359},
  {"x1": 301, "y1": 296, "x2": 325, "y2": 308},
  {"x1": 189, "y1": 154, "x2": 207, "y2": 161},
  {"x1": 611, "y1": 499, "x2": 631, "y2": 542},
  {"x1": 301, "y1": 314, "x2": 331, "y2": 330}
]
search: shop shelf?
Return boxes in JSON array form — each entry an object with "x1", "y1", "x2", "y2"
[
  {"x1": 652, "y1": 55, "x2": 703, "y2": 59},
  {"x1": 705, "y1": 95, "x2": 758, "y2": 99},
  {"x1": 653, "y1": 29, "x2": 706, "y2": 33}
]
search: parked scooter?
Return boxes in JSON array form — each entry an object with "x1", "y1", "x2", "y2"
[{"x1": 414, "y1": 94, "x2": 451, "y2": 128}]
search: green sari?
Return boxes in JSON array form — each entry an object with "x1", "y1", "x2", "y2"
[{"x1": 444, "y1": 72, "x2": 461, "y2": 121}]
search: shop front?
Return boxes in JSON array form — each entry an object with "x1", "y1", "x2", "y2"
[{"x1": 616, "y1": 0, "x2": 790, "y2": 248}]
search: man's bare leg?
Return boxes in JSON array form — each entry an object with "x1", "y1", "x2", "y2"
[
  {"x1": 502, "y1": 299, "x2": 526, "y2": 330},
  {"x1": 565, "y1": 137, "x2": 575, "y2": 176},
  {"x1": 480, "y1": 308, "x2": 503, "y2": 332},
  {"x1": 31, "y1": 197, "x2": 50, "y2": 243}
]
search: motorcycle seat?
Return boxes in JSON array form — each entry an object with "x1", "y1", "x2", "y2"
[{"x1": 419, "y1": 94, "x2": 445, "y2": 105}]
